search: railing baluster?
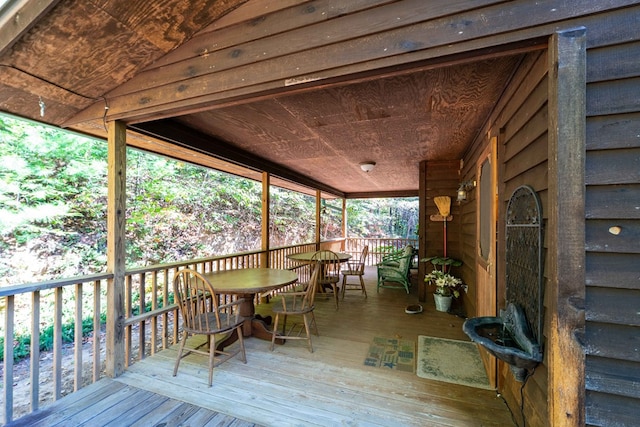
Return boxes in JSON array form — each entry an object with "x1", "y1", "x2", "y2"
[
  {"x1": 162, "y1": 268, "x2": 169, "y2": 350},
  {"x1": 93, "y1": 280, "x2": 101, "y2": 382},
  {"x1": 30, "y1": 290, "x2": 40, "y2": 412},
  {"x1": 151, "y1": 271, "x2": 158, "y2": 355},
  {"x1": 125, "y1": 275, "x2": 132, "y2": 367},
  {"x1": 74, "y1": 282, "x2": 83, "y2": 391},
  {"x1": 53, "y1": 287, "x2": 63, "y2": 400},
  {"x1": 3, "y1": 295, "x2": 15, "y2": 423},
  {"x1": 138, "y1": 273, "x2": 146, "y2": 361},
  {"x1": 172, "y1": 267, "x2": 179, "y2": 345}
]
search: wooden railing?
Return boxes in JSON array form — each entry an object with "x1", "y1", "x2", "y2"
[
  {"x1": 0, "y1": 250, "x2": 268, "y2": 423},
  {"x1": 344, "y1": 237, "x2": 418, "y2": 265},
  {"x1": 1, "y1": 273, "x2": 114, "y2": 423},
  {"x1": 0, "y1": 237, "x2": 414, "y2": 423}
]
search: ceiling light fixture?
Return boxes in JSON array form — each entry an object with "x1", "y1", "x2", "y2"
[{"x1": 360, "y1": 162, "x2": 376, "y2": 173}]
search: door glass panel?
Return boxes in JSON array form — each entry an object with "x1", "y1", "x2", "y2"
[{"x1": 479, "y1": 159, "x2": 491, "y2": 260}]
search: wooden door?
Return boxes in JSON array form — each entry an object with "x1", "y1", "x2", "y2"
[{"x1": 475, "y1": 136, "x2": 498, "y2": 388}]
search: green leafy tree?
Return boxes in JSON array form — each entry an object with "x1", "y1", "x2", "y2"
[
  {"x1": 1, "y1": 115, "x2": 417, "y2": 287},
  {"x1": 0, "y1": 115, "x2": 108, "y2": 281},
  {"x1": 346, "y1": 198, "x2": 418, "y2": 238}
]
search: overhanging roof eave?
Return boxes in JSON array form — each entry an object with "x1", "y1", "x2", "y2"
[{"x1": 129, "y1": 119, "x2": 346, "y2": 199}]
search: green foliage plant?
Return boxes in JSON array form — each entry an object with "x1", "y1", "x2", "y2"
[
  {"x1": 0, "y1": 314, "x2": 104, "y2": 362},
  {"x1": 420, "y1": 256, "x2": 462, "y2": 274}
]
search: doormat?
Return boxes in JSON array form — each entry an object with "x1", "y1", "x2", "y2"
[
  {"x1": 417, "y1": 335, "x2": 492, "y2": 389},
  {"x1": 364, "y1": 337, "x2": 415, "y2": 373}
]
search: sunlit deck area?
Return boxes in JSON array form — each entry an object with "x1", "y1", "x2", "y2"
[{"x1": 9, "y1": 267, "x2": 514, "y2": 427}]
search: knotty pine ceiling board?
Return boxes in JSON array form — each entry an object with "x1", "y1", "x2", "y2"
[
  {"x1": 4, "y1": 1, "x2": 161, "y2": 98},
  {"x1": 0, "y1": 0, "x2": 247, "y2": 125},
  {"x1": 178, "y1": 102, "x2": 318, "y2": 152},
  {"x1": 167, "y1": 55, "x2": 522, "y2": 193},
  {"x1": 0, "y1": 82, "x2": 82, "y2": 125},
  {"x1": 89, "y1": 0, "x2": 248, "y2": 52}
]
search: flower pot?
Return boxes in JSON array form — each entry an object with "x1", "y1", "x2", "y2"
[{"x1": 433, "y1": 294, "x2": 452, "y2": 312}]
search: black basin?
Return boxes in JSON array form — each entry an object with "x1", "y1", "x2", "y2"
[{"x1": 463, "y1": 303, "x2": 542, "y2": 374}]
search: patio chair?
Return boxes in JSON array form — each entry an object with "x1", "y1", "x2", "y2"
[
  {"x1": 341, "y1": 245, "x2": 369, "y2": 299},
  {"x1": 311, "y1": 250, "x2": 342, "y2": 309},
  {"x1": 173, "y1": 269, "x2": 247, "y2": 386},
  {"x1": 377, "y1": 245, "x2": 414, "y2": 294},
  {"x1": 270, "y1": 263, "x2": 321, "y2": 352}
]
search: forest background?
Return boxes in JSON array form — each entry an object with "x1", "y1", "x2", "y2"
[{"x1": 0, "y1": 114, "x2": 418, "y2": 288}]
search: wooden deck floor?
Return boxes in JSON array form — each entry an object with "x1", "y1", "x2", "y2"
[{"x1": 9, "y1": 267, "x2": 515, "y2": 426}]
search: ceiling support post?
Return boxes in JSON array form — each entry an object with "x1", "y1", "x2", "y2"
[
  {"x1": 106, "y1": 120, "x2": 127, "y2": 378},
  {"x1": 547, "y1": 28, "x2": 586, "y2": 427},
  {"x1": 261, "y1": 172, "x2": 270, "y2": 268}
]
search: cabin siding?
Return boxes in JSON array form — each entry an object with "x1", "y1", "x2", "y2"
[
  {"x1": 497, "y1": 51, "x2": 550, "y2": 427},
  {"x1": 457, "y1": 48, "x2": 551, "y2": 426},
  {"x1": 453, "y1": 5, "x2": 640, "y2": 425},
  {"x1": 423, "y1": 162, "x2": 461, "y2": 252},
  {"x1": 421, "y1": 161, "x2": 465, "y2": 305},
  {"x1": 584, "y1": 14, "x2": 640, "y2": 425}
]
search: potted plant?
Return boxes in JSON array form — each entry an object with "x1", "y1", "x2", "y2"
[
  {"x1": 421, "y1": 256, "x2": 462, "y2": 273},
  {"x1": 422, "y1": 256, "x2": 464, "y2": 312}
]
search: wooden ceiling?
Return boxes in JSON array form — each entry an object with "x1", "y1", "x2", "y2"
[{"x1": 0, "y1": 0, "x2": 540, "y2": 197}]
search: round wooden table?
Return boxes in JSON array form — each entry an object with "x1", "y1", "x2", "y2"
[
  {"x1": 287, "y1": 251, "x2": 352, "y2": 263},
  {"x1": 204, "y1": 268, "x2": 297, "y2": 342}
]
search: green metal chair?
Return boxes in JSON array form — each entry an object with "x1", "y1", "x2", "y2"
[{"x1": 376, "y1": 245, "x2": 414, "y2": 294}]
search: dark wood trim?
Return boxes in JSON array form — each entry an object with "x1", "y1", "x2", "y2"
[
  {"x1": 0, "y1": 0, "x2": 61, "y2": 56},
  {"x1": 65, "y1": 2, "x2": 560, "y2": 126},
  {"x1": 68, "y1": 41, "x2": 546, "y2": 127},
  {"x1": 547, "y1": 28, "x2": 587, "y2": 426},
  {"x1": 344, "y1": 190, "x2": 418, "y2": 199},
  {"x1": 129, "y1": 119, "x2": 345, "y2": 198}
]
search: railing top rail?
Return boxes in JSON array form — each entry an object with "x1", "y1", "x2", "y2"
[
  {"x1": 268, "y1": 242, "x2": 321, "y2": 251},
  {"x1": 125, "y1": 249, "x2": 265, "y2": 275},
  {"x1": 0, "y1": 272, "x2": 114, "y2": 297},
  {"x1": 1, "y1": 239, "x2": 400, "y2": 298}
]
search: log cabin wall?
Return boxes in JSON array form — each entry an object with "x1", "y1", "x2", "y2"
[
  {"x1": 421, "y1": 161, "x2": 467, "y2": 310},
  {"x1": 456, "y1": 163, "x2": 477, "y2": 317},
  {"x1": 459, "y1": 3, "x2": 640, "y2": 422},
  {"x1": 460, "y1": 50, "x2": 551, "y2": 427},
  {"x1": 582, "y1": 11, "x2": 640, "y2": 427},
  {"x1": 497, "y1": 50, "x2": 551, "y2": 427}
]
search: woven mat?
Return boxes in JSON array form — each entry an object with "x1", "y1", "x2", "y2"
[
  {"x1": 364, "y1": 337, "x2": 415, "y2": 373},
  {"x1": 416, "y1": 335, "x2": 492, "y2": 389}
]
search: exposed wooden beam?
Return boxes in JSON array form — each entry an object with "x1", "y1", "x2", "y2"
[
  {"x1": 0, "y1": 0, "x2": 61, "y2": 56},
  {"x1": 129, "y1": 119, "x2": 345, "y2": 198},
  {"x1": 65, "y1": 0, "x2": 571, "y2": 126},
  {"x1": 148, "y1": 0, "x2": 397, "y2": 71}
]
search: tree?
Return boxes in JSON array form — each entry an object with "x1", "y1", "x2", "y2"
[
  {"x1": 346, "y1": 198, "x2": 418, "y2": 238},
  {"x1": 1, "y1": 115, "x2": 418, "y2": 287}
]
